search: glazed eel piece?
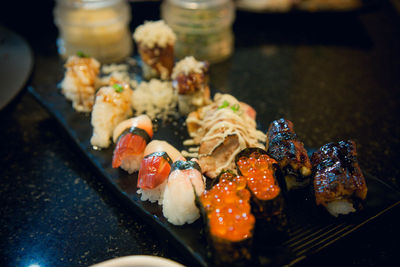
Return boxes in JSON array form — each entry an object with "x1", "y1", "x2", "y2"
[
  {"x1": 311, "y1": 140, "x2": 367, "y2": 217},
  {"x1": 266, "y1": 118, "x2": 312, "y2": 190}
]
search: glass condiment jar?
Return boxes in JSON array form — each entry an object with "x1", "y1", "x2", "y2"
[
  {"x1": 54, "y1": 0, "x2": 133, "y2": 63},
  {"x1": 161, "y1": 0, "x2": 235, "y2": 63}
]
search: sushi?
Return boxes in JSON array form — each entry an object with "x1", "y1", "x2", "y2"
[
  {"x1": 60, "y1": 54, "x2": 100, "y2": 112},
  {"x1": 185, "y1": 93, "x2": 265, "y2": 178},
  {"x1": 90, "y1": 81, "x2": 133, "y2": 148},
  {"x1": 235, "y1": 148, "x2": 286, "y2": 227},
  {"x1": 162, "y1": 159, "x2": 205, "y2": 225},
  {"x1": 311, "y1": 140, "x2": 368, "y2": 217},
  {"x1": 133, "y1": 20, "x2": 176, "y2": 80},
  {"x1": 137, "y1": 140, "x2": 184, "y2": 204},
  {"x1": 112, "y1": 115, "x2": 153, "y2": 174},
  {"x1": 266, "y1": 118, "x2": 312, "y2": 190},
  {"x1": 199, "y1": 171, "x2": 255, "y2": 265},
  {"x1": 171, "y1": 56, "x2": 211, "y2": 115}
]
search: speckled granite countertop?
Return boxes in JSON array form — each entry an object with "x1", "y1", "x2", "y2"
[{"x1": 1, "y1": 1, "x2": 399, "y2": 266}]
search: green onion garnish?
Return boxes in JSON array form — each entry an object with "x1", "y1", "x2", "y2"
[
  {"x1": 113, "y1": 83, "x2": 124, "y2": 93},
  {"x1": 76, "y1": 51, "x2": 89, "y2": 58},
  {"x1": 231, "y1": 103, "x2": 240, "y2": 112},
  {"x1": 218, "y1": 100, "x2": 229, "y2": 109}
]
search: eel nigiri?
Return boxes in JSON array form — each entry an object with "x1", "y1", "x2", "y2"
[
  {"x1": 311, "y1": 140, "x2": 367, "y2": 217},
  {"x1": 162, "y1": 159, "x2": 205, "y2": 225},
  {"x1": 266, "y1": 118, "x2": 312, "y2": 190},
  {"x1": 137, "y1": 140, "x2": 184, "y2": 204},
  {"x1": 112, "y1": 115, "x2": 153, "y2": 174}
]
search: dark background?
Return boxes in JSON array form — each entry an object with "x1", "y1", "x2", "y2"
[{"x1": 1, "y1": 0, "x2": 399, "y2": 266}]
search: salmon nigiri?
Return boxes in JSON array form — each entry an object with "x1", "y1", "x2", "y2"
[
  {"x1": 112, "y1": 115, "x2": 153, "y2": 174},
  {"x1": 137, "y1": 140, "x2": 184, "y2": 204}
]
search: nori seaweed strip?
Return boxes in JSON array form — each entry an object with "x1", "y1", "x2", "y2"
[
  {"x1": 235, "y1": 147, "x2": 287, "y2": 230},
  {"x1": 211, "y1": 235, "x2": 253, "y2": 266},
  {"x1": 195, "y1": 196, "x2": 253, "y2": 266},
  {"x1": 117, "y1": 126, "x2": 152, "y2": 144},
  {"x1": 144, "y1": 151, "x2": 173, "y2": 166},
  {"x1": 196, "y1": 172, "x2": 254, "y2": 266},
  {"x1": 170, "y1": 160, "x2": 201, "y2": 173}
]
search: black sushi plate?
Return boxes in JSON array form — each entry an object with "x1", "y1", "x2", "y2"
[{"x1": 28, "y1": 64, "x2": 400, "y2": 266}]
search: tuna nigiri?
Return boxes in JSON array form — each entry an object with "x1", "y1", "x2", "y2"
[
  {"x1": 162, "y1": 159, "x2": 205, "y2": 225},
  {"x1": 137, "y1": 140, "x2": 184, "y2": 204},
  {"x1": 112, "y1": 115, "x2": 153, "y2": 174}
]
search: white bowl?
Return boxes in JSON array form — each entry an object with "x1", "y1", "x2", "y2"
[{"x1": 90, "y1": 255, "x2": 185, "y2": 267}]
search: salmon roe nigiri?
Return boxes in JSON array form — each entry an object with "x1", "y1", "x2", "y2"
[
  {"x1": 200, "y1": 172, "x2": 255, "y2": 242},
  {"x1": 237, "y1": 152, "x2": 280, "y2": 201}
]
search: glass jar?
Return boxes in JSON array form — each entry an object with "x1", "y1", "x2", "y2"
[
  {"x1": 54, "y1": 0, "x2": 133, "y2": 63},
  {"x1": 161, "y1": 0, "x2": 235, "y2": 63}
]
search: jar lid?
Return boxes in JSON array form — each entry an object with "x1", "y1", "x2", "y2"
[{"x1": 168, "y1": 0, "x2": 231, "y2": 9}]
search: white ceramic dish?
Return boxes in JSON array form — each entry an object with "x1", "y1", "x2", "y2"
[{"x1": 90, "y1": 255, "x2": 185, "y2": 267}]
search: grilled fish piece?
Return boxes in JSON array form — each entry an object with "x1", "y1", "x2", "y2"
[
  {"x1": 266, "y1": 118, "x2": 312, "y2": 190},
  {"x1": 311, "y1": 140, "x2": 367, "y2": 217}
]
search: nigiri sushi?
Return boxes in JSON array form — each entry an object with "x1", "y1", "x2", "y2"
[
  {"x1": 137, "y1": 140, "x2": 184, "y2": 204},
  {"x1": 171, "y1": 56, "x2": 211, "y2": 115},
  {"x1": 133, "y1": 20, "x2": 176, "y2": 80},
  {"x1": 162, "y1": 159, "x2": 205, "y2": 225},
  {"x1": 60, "y1": 54, "x2": 100, "y2": 112},
  {"x1": 112, "y1": 115, "x2": 153, "y2": 174},
  {"x1": 90, "y1": 81, "x2": 133, "y2": 148},
  {"x1": 185, "y1": 93, "x2": 265, "y2": 178},
  {"x1": 311, "y1": 140, "x2": 367, "y2": 217},
  {"x1": 266, "y1": 118, "x2": 312, "y2": 190}
]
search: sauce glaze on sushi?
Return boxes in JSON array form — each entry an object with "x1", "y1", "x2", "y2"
[
  {"x1": 266, "y1": 118, "x2": 312, "y2": 190},
  {"x1": 311, "y1": 140, "x2": 367, "y2": 217},
  {"x1": 60, "y1": 54, "x2": 100, "y2": 112},
  {"x1": 133, "y1": 20, "x2": 176, "y2": 80},
  {"x1": 171, "y1": 56, "x2": 211, "y2": 115}
]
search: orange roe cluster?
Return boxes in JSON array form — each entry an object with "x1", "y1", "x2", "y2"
[
  {"x1": 200, "y1": 172, "x2": 255, "y2": 242},
  {"x1": 237, "y1": 152, "x2": 280, "y2": 201}
]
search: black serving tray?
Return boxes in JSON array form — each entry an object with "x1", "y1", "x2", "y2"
[{"x1": 28, "y1": 62, "x2": 400, "y2": 266}]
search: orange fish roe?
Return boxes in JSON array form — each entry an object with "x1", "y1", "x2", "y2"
[
  {"x1": 200, "y1": 172, "x2": 255, "y2": 242},
  {"x1": 237, "y1": 152, "x2": 281, "y2": 201}
]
